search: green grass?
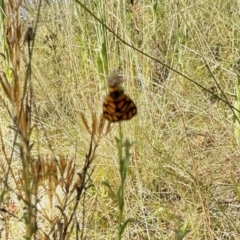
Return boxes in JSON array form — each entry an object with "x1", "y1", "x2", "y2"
[{"x1": 0, "y1": 0, "x2": 240, "y2": 239}]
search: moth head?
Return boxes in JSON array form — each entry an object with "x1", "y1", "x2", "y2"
[{"x1": 107, "y1": 69, "x2": 123, "y2": 87}]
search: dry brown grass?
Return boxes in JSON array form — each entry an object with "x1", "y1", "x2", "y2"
[{"x1": 0, "y1": 0, "x2": 240, "y2": 239}]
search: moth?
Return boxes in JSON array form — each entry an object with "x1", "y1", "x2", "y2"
[{"x1": 103, "y1": 70, "x2": 137, "y2": 122}]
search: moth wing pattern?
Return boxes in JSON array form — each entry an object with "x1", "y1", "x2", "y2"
[
  {"x1": 103, "y1": 91, "x2": 137, "y2": 122},
  {"x1": 103, "y1": 70, "x2": 137, "y2": 122}
]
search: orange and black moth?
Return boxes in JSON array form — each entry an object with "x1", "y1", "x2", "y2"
[{"x1": 103, "y1": 71, "x2": 137, "y2": 122}]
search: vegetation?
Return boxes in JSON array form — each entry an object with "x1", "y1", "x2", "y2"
[{"x1": 0, "y1": 0, "x2": 240, "y2": 239}]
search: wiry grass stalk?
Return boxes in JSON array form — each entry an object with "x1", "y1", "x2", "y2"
[
  {"x1": 0, "y1": 1, "x2": 40, "y2": 238},
  {"x1": 94, "y1": 0, "x2": 109, "y2": 88},
  {"x1": 234, "y1": 75, "x2": 240, "y2": 145}
]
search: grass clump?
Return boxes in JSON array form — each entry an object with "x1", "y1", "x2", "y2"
[{"x1": 0, "y1": 0, "x2": 240, "y2": 239}]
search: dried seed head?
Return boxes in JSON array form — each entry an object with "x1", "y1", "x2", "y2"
[
  {"x1": 65, "y1": 160, "x2": 75, "y2": 193},
  {"x1": 23, "y1": 27, "x2": 34, "y2": 44},
  {"x1": 80, "y1": 113, "x2": 91, "y2": 134},
  {"x1": 91, "y1": 113, "x2": 97, "y2": 136},
  {"x1": 59, "y1": 156, "x2": 68, "y2": 175},
  {"x1": 74, "y1": 173, "x2": 83, "y2": 190},
  {"x1": 48, "y1": 159, "x2": 58, "y2": 190},
  {"x1": 97, "y1": 114, "x2": 106, "y2": 137}
]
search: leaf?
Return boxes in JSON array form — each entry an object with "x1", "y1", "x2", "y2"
[{"x1": 102, "y1": 181, "x2": 117, "y2": 201}]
